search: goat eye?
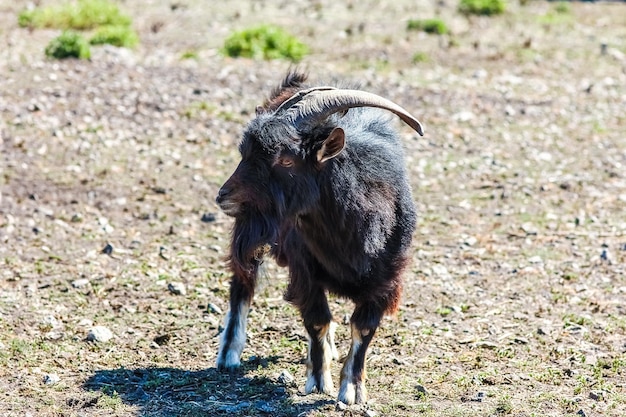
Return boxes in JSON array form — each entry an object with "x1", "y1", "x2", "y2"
[{"x1": 277, "y1": 157, "x2": 294, "y2": 168}]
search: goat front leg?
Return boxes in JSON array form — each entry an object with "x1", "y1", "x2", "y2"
[
  {"x1": 216, "y1": 273, "x2": 254, "y2": 371},
  {"x1": 300, "y1": 287, "x2": 335, "y2": 395},
  {"x1": 338, "y1": 304, "x2": 383, "y2": 405}
]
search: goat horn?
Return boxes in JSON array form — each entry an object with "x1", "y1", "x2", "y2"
[
  {"x1": 275, "y1": 86, "x2": 338, "y2": 113},
  {"x1": 287, "y1": 89, "x2": 424, "y2": 136}
]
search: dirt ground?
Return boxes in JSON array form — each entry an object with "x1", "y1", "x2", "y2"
[{"x1": 1, "y1": 0, "x2": 625, "y2": 416}]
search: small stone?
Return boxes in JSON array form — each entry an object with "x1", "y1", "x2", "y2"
[
  {"x1": 168, "y1": 282, "x2": 187, "y2": 296},
  {"x1": 589, "y1": 391, "x2": 603, "y2": 401},
  {"x1": 453, "y1": 111, "x2": 475, "y2": 122},
  {"x1": 78, "y1": 319, "x2": 94, "y2": 327},
  {"x1": 475, "y1": 341, "x2": 498, "y2": 349},
  {"x1": 72, "y1": 278, "x2": 90, "y2": 289},
  {"x1": 278, "y1": 370, "x2": 295, "y2": 386},
  {"x1": 44, "y1": 331, "x2": 64, "y2": 341},
  {"x1": 41, "y1": 315, "x2": 61, "y2": 328},
  {"x1": 43, "y1": 373, "x2": 60, "y2": 385},
  {"x1": 504, "y1": 105, "x2": 516, "y2": 116},
  {"x1": 207, "y1": 302, "x2": 223, "y2": 314},
  {"x1": 415, "y1": 384, "x2": 428, "y2": 398},
  {"x1": 153, "y1": 334, "x2": 171, "y2": 346},
  {"x1": 521, "y1": 222, "x2": 538, "y2": 235},
  {"x1": 474, "y1": 391, "x2": 486, "y2": 402},
  {"x1": 101, "y1": 243, "x2": 113, "y2": 255},
  {"x1": 365, "y1": 410, "x2": 378, "y2": 417},
  {"x1": 336, "y1": 401, "x2": 348, "y2": 411},
  {"x1": 87, "y1": 325, "x2": 114, "y2": 343},
  {"x1": 201, "y1": 213, "x2": 216, "y2": 223},
  {"x1": 473, "y1": 69, "x2": 488, "y2": 79},
  {"x1": 577, "y1": 410, "x2": 586, "y2": 417}
]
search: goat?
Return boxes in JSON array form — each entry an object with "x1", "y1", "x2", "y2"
[{"x1": 215, "y1": 71, "x2": 423, "y2": 405}]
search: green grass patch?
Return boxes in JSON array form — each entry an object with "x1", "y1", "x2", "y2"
[
  {"x1": 407, "y1": 18, "x2": 449, "y2": 35},
  {"x1": 458, "y1": 0, "x2": 506, "y2": 16},
  {"x1": 181, "y1": 50, "x2": 199, "y2": 60},
  {"x1": 538, "y1": 2, "x2": 574, "y2": 26},
  {"x1": 89, "y1": 25, "x2": 138, "y2": 48},
  {"x1": 436, "y1": 306, "x2": 453, "y2": 317},
  {"x1": 222, "y1": 24, "x2": 308, "y2": 62},
  {"x1": 18, "y1": 0, "x2": 131, "y2": 30},
  {"x1": 412, "y1": 52, "x2": 430, "y2": 63},
  {"x1": 554, "y1": 1, "x2": 571, "y2": 14},
  {"x1": 45, "y1": 31, "x2": 91, "y2": 59}
]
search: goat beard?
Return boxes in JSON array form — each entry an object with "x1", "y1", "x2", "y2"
[{"x1": 227, "y1": 211, "x2": 277, "y2": 292}]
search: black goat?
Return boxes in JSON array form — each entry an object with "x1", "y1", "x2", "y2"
[{"x1": 215, "y1": 71, "x2": 423, "y2": 405}]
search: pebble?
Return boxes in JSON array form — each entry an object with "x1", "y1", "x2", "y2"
[
  {"x1": 87, "y1": 325, "x2": 114, "y2": 343},
  {"x1": 201, "y1": 212, "x2": 217, "y2": 223},
  {"x1": 365, "y1": 410, "x2": 378, "y2": 417},
  {"x1": 71, "y1": 278, "x2": 90, "y2": 289},
  {"x1": 277, "y1": 370, "x2": 295, "y2": 386},
  {"x1": 589, "y1": 391, "x2": 603, "y2": 401},
  {"x1": 168, "y1": 282, "x2": 187, "y2": 296},
  {"x1": 473, "y1": 392, "x2": 486, "y2": 402},
  {"x1": 41, "y1": 315, "x2": 61, "y2": 328},
  {"x1": 44, "y1": 331, "x2": 64, "y2": 341},
  {"x1": 475, "y1": 341, "x2": 498, "y2": 349},
  {"x1": 78, "y1": 319, "x2": 94, "y2": 327},
  {"x1": 43, "y1": 373, "x2": 60, "y2": 385},
  {"x1": 453, "y1": 110, "x2": 475, "y2": 122},
  {"x1": 207, "y1": 302, "x2": 223, "y2": 314},
  {"x1": 101, "y1": 243, "x2": 113, "y2": 255},
  {"x1": 336, "y1": 401, "x2": 348, "y2": 411}
]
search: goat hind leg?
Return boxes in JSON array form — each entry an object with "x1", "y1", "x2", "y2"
[{"x1": 338, "y1": 306, "x2": 382, "y2": 405}]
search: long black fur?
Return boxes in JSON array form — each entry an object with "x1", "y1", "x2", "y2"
[{"x1": 216, "y1": 71, "x2": 417, "y2": 402}]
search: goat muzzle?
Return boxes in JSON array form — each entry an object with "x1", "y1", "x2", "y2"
[{"x1": 216, "y1": 186, "x2": 240, "y2": 217}]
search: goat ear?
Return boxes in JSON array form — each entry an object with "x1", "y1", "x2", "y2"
[{"x1": 317, "y1": 127, "x2": 345, "y2": 163}]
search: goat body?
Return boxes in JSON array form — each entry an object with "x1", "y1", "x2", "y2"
[{"x1": 215, "y1": 71, "x2": 421, "y2": 404}]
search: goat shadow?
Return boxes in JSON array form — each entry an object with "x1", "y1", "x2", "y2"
[{"x1": 82, "y1": 356, "x2": 335, "y2": 416}]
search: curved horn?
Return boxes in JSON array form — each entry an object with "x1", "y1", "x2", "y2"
[
  {"x1": 286, "y1": 89, "x2": 424, "y2": 136},
  {"x1": 275, "y1": 86, "x2": 338, "y2": 113}
]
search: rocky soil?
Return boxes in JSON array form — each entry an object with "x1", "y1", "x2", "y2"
[{"x1": 1, "y1": 1, "x2": 625, "y2": 416}]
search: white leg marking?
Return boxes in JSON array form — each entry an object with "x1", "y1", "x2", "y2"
[
  {"x1": 216, "y1": 301, "x2": 249, "y2": 370},
  {"x1": 338, "y1": 323, "x2": 368, "y2": 405},
  {"x1": 305, "y1": 324, "x2": 335, "y2": 395},
  {"x1": 327, "y1": 321, "x2": 339, "y2": 361}
]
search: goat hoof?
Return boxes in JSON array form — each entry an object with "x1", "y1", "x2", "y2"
[
  {"x1": 216, "y1": 363, "x2": 240, "y2": 373},
  {"x1": 305, "y1": 370, "x2": 334, "y2": 395},
  {"x1": 338, "y1": 380, "x2": 367, "y2": 405},
  {"x1": 216, "y1": 350, "x2": 242, "y2": 373}
]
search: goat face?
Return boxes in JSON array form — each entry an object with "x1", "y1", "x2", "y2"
[{"x1": 216, "y1": 115, "x2": 344, "y2": 221}]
